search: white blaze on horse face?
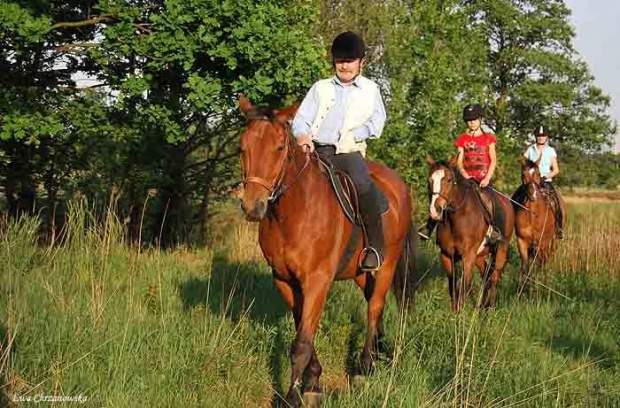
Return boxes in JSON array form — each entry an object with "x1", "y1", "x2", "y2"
[
  {"x1": 528, "y1": 168, "x2": 535, "y2": 175},
  {"x1": 430, "y1": 169, "x2": 445, "y2": 220}
]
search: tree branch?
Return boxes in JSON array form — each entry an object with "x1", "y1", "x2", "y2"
[
  {"x1": 56, "y1": 43, "x2": 100, "y2": 53},
  {"x1": 49, "y1": 14, "x2": 117, "y2": 31}
]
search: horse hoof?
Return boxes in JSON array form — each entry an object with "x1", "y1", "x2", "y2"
[
  {"x1": 359, "y1": 356, "x2": 374, "y2": 375},
  {"x1": 284, "y1": 389, "x2": 303, "y2": 408},
  {"x1": 303, "y1": 391, "x2": 322, "y2": 408},
  {"x1": 352, "y1": 374, "x2": 367, "y2": 386}
]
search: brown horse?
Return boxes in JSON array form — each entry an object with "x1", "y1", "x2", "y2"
[
  {"x1": 238, "y1": 97, "x2": 417, "y2": 407},
  {"x1": 425, "y1": 156, "x2": 515, "y2": 311},
  {"x1": 513, "y1": 156, "x2": 566, "y2": 286}
]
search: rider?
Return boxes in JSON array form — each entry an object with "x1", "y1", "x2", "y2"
[
  {"x1": 291, "y1": 31, "x2": 387, "y2": 272},
  {"x1": 524, "y1": 125, "x2": 565, "y2": 239},
  {"x1": 419, "y1": 103, "x2": 503, "y2": 244}
]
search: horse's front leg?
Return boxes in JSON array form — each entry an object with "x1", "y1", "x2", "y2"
[
  {"x1": 440, "y1": 253, "x2": 457, "y2": 312},
  {"x1": 516, "y1": 237, "x2": 530, "y2": 293},
  {"x1": 456, "y1": 253, "x2": 476, "y2": 311},
  {"x1": 357, "y1": 253, "x2": 399, "y2": 374},
  {"x1": 284, "y1": 275, "x2": 331, "y2": 408}
]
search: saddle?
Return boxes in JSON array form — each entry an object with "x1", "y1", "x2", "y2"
[
  {"x1": 317, "y1": 156, "x2": 389, "y2": 225},
  {"x1": 472, "y1": 182, "x2": 507, "y2": 238},
  {"x1": 541, "y1": 182, "x2": 561, "y2": 211}
]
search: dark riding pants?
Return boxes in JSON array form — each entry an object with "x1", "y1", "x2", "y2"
[
  {"x1": 315, "y1": 143, "x2": 384, "y2": 264},
  {"x1": 315, "y1": 144, "x2": 373, "y2": 195}
]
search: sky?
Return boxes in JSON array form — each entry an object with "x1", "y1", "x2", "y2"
[{"x1": 565, "y1": 0, "x2": 620, "y2": 152}]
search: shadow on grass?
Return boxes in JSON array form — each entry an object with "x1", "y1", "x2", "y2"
[
  {"x1": 177, "y1": 252, "x2": 292, "y2": 407},
  {"x1": 551, "y1": 335, "x2": 618, "y2": 369}
]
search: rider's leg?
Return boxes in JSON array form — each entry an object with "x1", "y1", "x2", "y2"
[
  {"x1": 418, "y1": 217, "x2": 437, "y2": 241},
  {"x1": 545, "y1": 182, "x2": 564, "y2": 240},
  {"x1": 329, "y1": 152, "x2": 384, "y2": 271},
  {"x1": 481, "y1": 185, "x2": 503, "y2": 245}
]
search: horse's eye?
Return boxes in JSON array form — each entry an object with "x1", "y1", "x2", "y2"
[{"x1": 277, "y1": 145, "x2": 285, "y2": 151}]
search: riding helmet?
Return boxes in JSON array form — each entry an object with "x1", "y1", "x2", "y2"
[
  {"x1": 331, "y1": 31, "x2": 366, "y2": 60},
  {"x1": 462, "y1": 104, "x2": 483, "y2": 122},
  {"x1": 533, "y1": 124, "x2": 548, "y2": 137}
]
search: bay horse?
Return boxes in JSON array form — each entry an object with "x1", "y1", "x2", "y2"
[
  {"x1": 512, "y1": 156, "x2": 566, "y2": 287},
  {"x1": 425, "y1": 156, "x2": 515, "y2": 311},
  {"x1": 238, "y1": 97, "x2": 417, "y2": 407}
]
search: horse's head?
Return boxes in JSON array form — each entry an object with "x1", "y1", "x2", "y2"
[
  {"x1": 425, "y1": 155, "x2": 458, "y2": 221},
  {"x1": 238, "y1": 96, "x2": 299, "y2": 221},
  {"x1": 519, "y1": 156, "x2": 542, "y2": 201}
]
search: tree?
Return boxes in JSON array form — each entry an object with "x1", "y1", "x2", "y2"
[
  {"x1": 470, "y1": 0, "x2": 616, "y2": 151},
  {"x1": 0, "y1": 1, "x2": 103, "y2": 226},
  {"x1": 88, "y1": 0, "x2": 327, "y2": 245}
]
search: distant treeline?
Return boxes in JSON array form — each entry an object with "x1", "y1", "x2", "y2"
[{"x1": 1, "y1": 0, "x2": 617, "y2": 246}]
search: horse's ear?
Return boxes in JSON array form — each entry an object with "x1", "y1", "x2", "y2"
[
  {"x1": 274, "y1": 102, "x2": 300, "y2": 124},
  {"x1": 448, "y1": 155, "x2": 458, "y2": 168},
  {"x1": 518, "y1": 155, "x2": 527, "y2": 167},
  {"x1": 534, "y1": 154, "x2": 542, "y2": 167},
  {"x1": 238, "y1": 95, "x2": 254, "y2": 115},
  {"x1": 425, "y1": 155, "x2": 436, "y2": 167}
]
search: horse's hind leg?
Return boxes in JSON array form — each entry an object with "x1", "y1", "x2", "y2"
[
  {"x1": 440, "y1": 253, "x2": 457, "y2": 312},
  {"x1": 285, "y1": 277, "x2": 330, "y2": 408},
  {"x1": 484, "y1": 244, "x2": 509, "y2": 308},
  {"x1": 358, "y1": 254, "x2": 400, "y2": 374},
  {"x1": 355, "y1": 274, "x2": 386, "y2": 352}
]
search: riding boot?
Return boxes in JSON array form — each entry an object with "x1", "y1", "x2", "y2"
[
  {"x1": 548, "y1": 190, "x2": 564, "y2": 240},
  {"x1": 359, "y1": 184, "x2": 385, "y2": 272},
  {"x1": 555, "y1": 205, "x2": 564, "y2": 240},
  {"x1": 480, "y1": 188, "x2": 503, "y2": 246},
  {"x1": 418, "y1": 217, "x2": 437, "y2": 241}
]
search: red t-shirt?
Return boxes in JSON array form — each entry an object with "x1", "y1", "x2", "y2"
[{"x1": 454, "y1": 132, "x2": 496, "y2": 181}]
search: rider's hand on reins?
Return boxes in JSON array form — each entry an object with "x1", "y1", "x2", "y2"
[{"x1": 297, "y1": 134, "x2": 314, "y2": 154}]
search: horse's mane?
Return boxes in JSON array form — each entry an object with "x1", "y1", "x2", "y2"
[
  {"x1": 433, "y1": 160, "x2": 470, "y2": 188},
  {"x1": 245, "y1": 105, "x2": 277, "y2": 122},
  {"x1": 523, "y1": 158, "x2": 537, "y2": 169}
]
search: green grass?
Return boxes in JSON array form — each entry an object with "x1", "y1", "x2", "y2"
[{"x1": 1, "y1": 201, "x2": 619, "y2": 407}]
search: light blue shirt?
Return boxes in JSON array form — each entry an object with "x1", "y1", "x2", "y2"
[
  {"x1": 291, "y1": 76, "x2": 386, "y2": 145},
  {"x1": 525, "y1": 144, "x2": 557, "y2": 177}
]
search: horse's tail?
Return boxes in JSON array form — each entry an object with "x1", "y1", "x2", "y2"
[{"x1": 392, "y1": 226, "x2": 419, "y2": 311}]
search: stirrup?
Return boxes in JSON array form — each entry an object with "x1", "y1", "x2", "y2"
[
  {"x1": 359, "y1": 247, "x2": 383, "y2": 274},
  {"x1": 418, "y1": 230, "x2": 430, "y2": 241}
]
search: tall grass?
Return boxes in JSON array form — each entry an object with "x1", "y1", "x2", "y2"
[
  {"x1": 550, "y1": 202, "x2": 620, "y2": 275},
  {"x1": 0, "y1": 199, "x2": 618, "y2": 407}
]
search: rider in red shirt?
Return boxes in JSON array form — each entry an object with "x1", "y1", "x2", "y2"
[{"x1": 419, "y1": 104, "x2": 502, "y2": 243}]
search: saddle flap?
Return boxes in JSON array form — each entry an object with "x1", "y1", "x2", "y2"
[{"x1": 318, "y1": 157, "x2": 388, "y2": 225}]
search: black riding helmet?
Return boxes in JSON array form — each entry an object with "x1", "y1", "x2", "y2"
[
  {"x1": 331, "y1": 31, "x2": 366, "y2": 60},
  {"x1": 463, "y1": 104, "x2": 483, "y2": 122},
  {"x1": 533, "y1": 124, "x2": 548, "y2": 137}
]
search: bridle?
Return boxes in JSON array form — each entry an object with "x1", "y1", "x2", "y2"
[
  {"x1": 523, "y1": 168, "x2": 543, "y2": 202},
  {"x1": 430, "y1": 167, "x2": 472, "y2": 219},
  {"x1": 241, "y1": 114, "x2": 310, "y2": 202}
]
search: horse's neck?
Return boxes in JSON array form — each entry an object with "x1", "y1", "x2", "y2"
[
  {"x1": 270, "y1": 150, "x2": 326, "y2": 220},
  {"x1": 450, "y1": 181, "x2": 476, "y2": 216},
  {"x1": 526, "y1": 183, "x2": 552, "y2": 209}
]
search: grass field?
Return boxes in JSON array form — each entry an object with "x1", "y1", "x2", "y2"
[{"x1": 1, "y1": 200, "x2": 619, "y2": 407}]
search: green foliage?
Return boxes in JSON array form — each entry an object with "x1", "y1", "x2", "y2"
[{"x1": 0, "y1": 0, "x2": 617, "y2": 245}]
